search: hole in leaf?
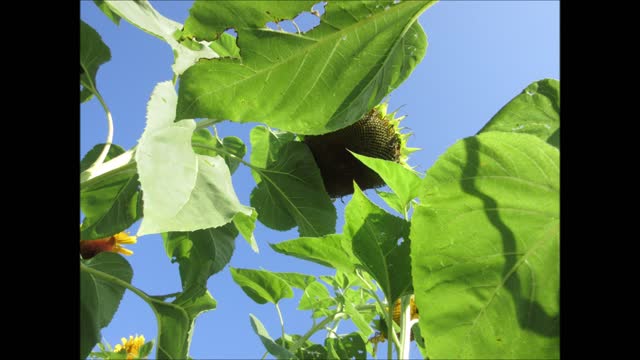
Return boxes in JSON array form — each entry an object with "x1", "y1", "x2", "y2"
[
  {"x1": 225, "y1": 28, "x2": 238, "y2": 37},
  {"x1": 397, "y1": 238, "x2": 404, "y2": 246}
]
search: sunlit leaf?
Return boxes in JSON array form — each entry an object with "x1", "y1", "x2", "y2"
[
  {"x1": 411, "y1": 132, "x2": 559, "y2": 359},
  {"x1": 177, "y1": 0, "x2": 435, "y2": 134},
  {"x1": 272, "y1": 272, "x2": 316, "y2": 291},
  {"x1": 230, "y1": 267, "x2": 294, "y2": 305},
  {"x1": 479, "y1": 79, "x2": 560, "y2": 148},
  {"x1": 233, "y1": 209, "x2": 259, "y2": 253},
  {"x1": 135, "y1": 81, "x2": 251, "y2": 235},
  {"x1": 325, "y1": 333, "x2": 367, "y2": 360},
  {"x1": 270, "y1": 234, "x2": 358, "y2": 273},
  {"x1": 298, "y1": 281, "x2": 334, "y2": 311},
  {"x1": 249, "y1": 314, "x2": 297, "y2": 359},
  {"x1": 192, "y1": 128, "x2": 246, "y2": 175}
]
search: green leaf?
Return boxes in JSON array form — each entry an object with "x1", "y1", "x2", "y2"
[
  {"x1": 138, "y1": 340, "x2": 155, "y2": 359},
  {"x1": 345, "y1": 184, "x2": 412, "y2": 303},
  {"x1": 233, "y1": 209, "x2": 259, "y2": 253},
  {"x1": 147, "y1": 299, "x2": 191, "y2": 359},
  {"x1": 478, "y1": 79, "x2": 560, "y2": 148},
  {"x1": 324, "y1": 333, "x2": 367, "y2": 360},
  {"x1": 230, "y1": 267, "x2": 294, "y2": 305},
  {"x1": 208, "y1": 32, "x2": 240, "y2": 58},
  {"x1": 135, "y1": 81, "x2": 251, "y2": 235},
  {"x1": 100, "y1": 0, "x2": 218, "y2": 76},
  {"x1": 80, "y1": 143, "x2": 125, "y2": 173},
  {"x1": 94, "y1": 0, "x2": 121, "y2": 25},
  {"x1": 411, "y1": 132, "x2": 559, "y2": 359},
  {"x1": 351, "y1": 151, "x2": 422, "y2": 214},
  {"x1": 163, "y1": 223, "x2": 237, "y2": 302},
  {"x1": 375, "y1": 190, "x2": 406, "y2": 216},
  {"x1": 270, "y1": 234, "x2": 358, "y2": 273},
  {"x1": 81, "y1": 87, "x2": 94, "y2": 103},
  {"x1": 272, "y1": 272, "x2": 316, "y2": 290},
  {"x1": 276, "y1": 334, "x2": 327, "y2": 360},
  {"x1": 249, "y1": 314, "x2": 297, "y2": 359},
  {"x1": 412, "y1": 323, "x2": 428, "y2": 359},
  {"x1": 249, "y1": 126, "x2": 295, "y2": 182},
  {"x1": 191, "y1": 128, "x2": 246, "y2": 175},
  {"x1": 298, "y1": 281, "x2": 334, "y2": 311},
  {"x1": 343, "y1": 300, "x2": 374, "y2": 342},
  {"x1": 80, "y1": 20, "x2": 111, "y2": 101},
  {"x1": 80, "y1": 144, "x2": 142, "y2": 240},
  {"x1": 80, "y1": 253, "x2": 133, "y2": 359},
  {"x1": 177, "y1": 1, "x2": 435, "y2": 134},
  {"x1": 250, "y1": 141, "x2": 336, "y2": 236}
]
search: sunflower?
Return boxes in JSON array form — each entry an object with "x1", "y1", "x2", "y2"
[
  {"x1": 113, "y1": 334, "x2": 145, "y2": 360},
  {"x1": 80, "y1": 232, "x2": 137, "y2": 259}
]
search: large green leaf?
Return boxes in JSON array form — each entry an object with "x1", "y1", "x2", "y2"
[
  {"x1": 249, "y1": 314, "x2": 297, "y2": 359},
  {"x1": 80, "y1": 144, "x2": 143, "y2": 240},
  {"x1": 80, "y1": 253, "x2": 133, "y2": 359},
  {"x1": 135, "y1": 81, "x2": 251, "y2": 235},
  {"x1": 177, "y1": 1, "x2": 434, "y2": 135},
  {"x1": 411, "y1": 132, "x2": 559, "y2": 359},
  {"x1": 479, "y1": 79, "x2": 560, "y2": 148},
  {"x1": 345, "y1": 184, "x2": 412, "y2": 303},
  {"x1": 163, "y1": 223, "x2": 237, "y2": 302},
  {"x1": 100, "y1": 0, "x2": 218, "y2": 76},
  {"x1": 250, "y1": 138, "x2": 336, "y2": 237},
  {"x1": 270, "y1": 234, "x2": 358, "y2": 273},
  {"x1": 272, "y1": 272, "x2": 316, "y2": 291},
  {"x1": 249, "y1": 126, "x2": 295, "y2": 182},
  {"x1": 230, "y1": 267, "x2": 294, "y2": 305},
  {"x1": 351, "y1": 152, "x2": 422, "y2": 215},
  {"x1": 80, "y1": 20, "x2": 111, "y2": 103}
]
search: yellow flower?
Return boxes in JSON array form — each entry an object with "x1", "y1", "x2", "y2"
[
  {"x1": 369, "y1": 296, "x2": 420, "y2": 346},
  {"x1": 113, "y1": 334, "x2": 145, "y2": 359},
  {"x1": 80, "y1": 232, "x2": 137, "y2": 259}
]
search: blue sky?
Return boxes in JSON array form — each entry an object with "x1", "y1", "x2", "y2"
[{"x1": 81, "y1": 1, "x2": 559, "y2": 358}]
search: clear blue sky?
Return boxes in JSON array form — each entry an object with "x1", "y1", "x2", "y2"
[{"x1": 80, "y1": 1, "x2": 559, "y2": 358}]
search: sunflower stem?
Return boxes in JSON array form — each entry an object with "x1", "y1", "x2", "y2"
[{"x1": 398, "y1": 295, "x2": 413, "y2": 359}]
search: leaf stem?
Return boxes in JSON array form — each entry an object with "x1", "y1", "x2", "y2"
[
  {"x1": 82, "y1": 78, "x2": 114, "y2": 171},
  {"x1": 80, "y1": 148, "x2": 137, "y2": 189},
  {"x1": 275, "y1": 303, "x2": 286, "y2": 343},
  {"x1": 288, "y1": 312, "x2": 346, "y2": 354}
]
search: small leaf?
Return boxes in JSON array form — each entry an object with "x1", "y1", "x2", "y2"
[
  {"x1": 272, "y1": 272, "x2": 316, "y2": 291},
  {"x1": 345, "y1": 183, "x2": 411, "y2": 303},
  {"x1": 80, "y1": 20, "x2": 111, "y2": 101},
  {"x1": 192, "y1": 128, "x2": 246, "y2": 175},
  {"x1": 233, "y1": 209, "x2": 259, "y2": 253},
  {"x1": 80, "y1": 253, "x2": 133, "y2": 359},
  {"x1": 163, "y1": 223, "x2": 237, "y2": 302},
  {"x1": 177, "y1": 1, "x2": 435, "y2": 134},
  {"x1": 270, "y1": 234, "x2": 358, "y2": 273},
  {"x1": 375, "y1": 190, "x2": 406, "y2": 216},
  {"x1": 249, "y1": 314, "x2": 297, "y2": 360},
  {"x1": 298, "y1": 281, "x2": 334, "y2": 311},
  {"x1": 208, "y1": 32, "x2": 240, "y2": 58},
  {"x1": 411, "y1": 132, "x2": 559, "y2": 359},
  {"x1": 93, "y1": 0, "x2": 121, "y2": 25},
  {"x1": 135, "y1": 81, "x2": 251, "y2": 235},
  {"x1": 478, "y1": 79, "x2": 560, "y2": 148},
  {"x1": 250, "y1": 141, "x2": 336, "y2": 236},
  {"x1": 351, "y1": 151, "x2": 422, "y2": 214},
  {"x1": 230, "y1": 267, "x2": 294, "y2": 305},
  {"x1": 324, "y1": 333, "x2": 367, "y2": 360},
  {"x1": 249, "y1": 126, "x2": 295, "y2": 182}
]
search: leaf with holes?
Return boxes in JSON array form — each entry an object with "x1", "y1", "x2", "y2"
[
  {"x1": 479, "y1": 79, "x2": 560, "y2": 148},
  {"x1": 177, "y1": 0, "x2": 435, "y2": 134},
  {"x1": 411, "y1": 132, "x2": 559, "y2": 359}
]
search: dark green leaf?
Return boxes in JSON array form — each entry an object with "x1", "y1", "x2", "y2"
[
  {"x1": 80, "y1": 20, "x2": 111, "y2": 100},
  {"x1": 177, "y1": 1, "x2": 435, "y2": 134},
  {"x1": 411, "y1": 132, "x2": 559, "y2": 359},
  {"x1": 80, "y1": 253, "x2": 133, "y2": 359},
  {"x1": 230, "y1": 268, "x2": 294, "y2": 305},
  {"x1": 351, "y1": 152, "x2": 422, "y2": 214},
  {"x1": 135, "y1": 81, "x2": 251, "y2": 235},
  {"x1": 80, "y1": 143, "x2": 125, "y2": 173},
  {"x1": 81, "y1": 87, "x2": 94, "y2": 103},
  {"x1": 249, "y1": 314, "x2": 297, "y2": 359},
  {"x1": 163, "y1": 223, "x2": 237, "y2": 302},
  {"x1": 270, "y1": 234, "x2": 358, "y2": 273},
  {"x1": 250, "y1": 141, "x2": 336, "y2": 236},
  {"x1": 138, "y1": 341, "x2": 155, "y2": 359},
  {"x1": 479, "y1": 79, "x2": 560, "y2": 148},
  {"x1": 345, "y1": 184, "x2": 411, "y2": 303},
  {"x1": 412, "y1": 323, "x2": 427, "y2": 358},
  {"x1": 276, "y1": 334, "x2": 327, "y2": 360},
  {"x1": 148, "y1": 299, "x2": 191, "y2": 359},
  {"x1": 94, "y1": 0, "x2": 121, "y2": 25},
  {"x1": 324, "y1": 333, "x2": 367, "y2": 360}
]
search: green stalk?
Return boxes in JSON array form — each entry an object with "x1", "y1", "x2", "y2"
[{"x1": 275, "y1": 303, "x2": 286, "y2": 343}]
